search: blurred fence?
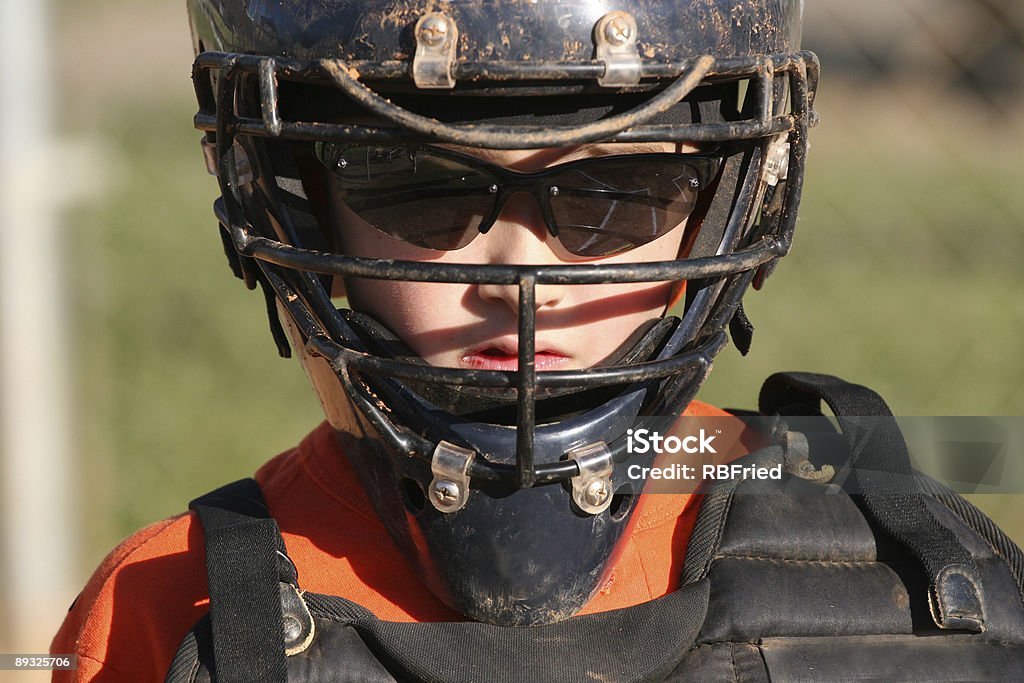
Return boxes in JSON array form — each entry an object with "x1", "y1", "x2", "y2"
[
  {"x1": 2, "y1": 0, "x2": 1022, "y2": 662},
  {"x1": 809, "y1": 0, "x2": 1024, "y2": 104}
]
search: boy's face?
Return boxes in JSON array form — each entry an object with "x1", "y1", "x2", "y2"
[{"x1": 331, "y1": 143, "x2": 697, "y2": 371}]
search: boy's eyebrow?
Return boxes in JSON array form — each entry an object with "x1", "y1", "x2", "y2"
[{"x1": 574, "y1": 141, "x2": 678, "y2": 156}]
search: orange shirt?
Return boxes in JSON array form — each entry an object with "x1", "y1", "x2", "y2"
[{"x1": 52, "y1": 401, "x2": 752, "y2": 682}]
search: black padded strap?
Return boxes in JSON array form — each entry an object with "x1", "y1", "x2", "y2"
[
  {"x1": 190, "y1": 479, "x2": 289, "y2": 683},
  {"x1": 301, "y1": 580, "x2": 711, "y2": 683},
  {"x1": 759, "y1": 372, "x2": 985, "y2": 631}
]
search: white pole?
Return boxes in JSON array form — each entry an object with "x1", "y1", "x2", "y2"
[{"x1": 0, "y1": 0, "x2": 75, "y2": 656}]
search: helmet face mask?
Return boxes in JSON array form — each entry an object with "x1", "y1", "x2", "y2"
[{"x1": 189, "y1": 0, "x2": 818, "y2": 625}]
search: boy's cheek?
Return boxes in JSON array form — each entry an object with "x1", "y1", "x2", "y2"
[
  {"x1": 344, "y1": 278, "x2": 470, "y2": 345},
  {"x1": 341, "y1": 276, "x2": 677, "y2": 370}
]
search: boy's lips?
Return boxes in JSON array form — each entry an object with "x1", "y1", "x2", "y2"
[{"x1": 461, "y1": 339, "x2": 571, "y2": 371}]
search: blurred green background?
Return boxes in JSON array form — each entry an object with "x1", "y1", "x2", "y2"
[{"x1": 54, "y1": 0, "x2": 1023, "y2": 580}]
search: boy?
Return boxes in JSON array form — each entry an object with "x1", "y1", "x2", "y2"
[{"x1": 54, "y1": 0, "x2": 1024, "y2": 680}]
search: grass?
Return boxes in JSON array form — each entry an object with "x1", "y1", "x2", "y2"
[{"x1": 68, "y1": 102, "x2": 320, "y2": 563}]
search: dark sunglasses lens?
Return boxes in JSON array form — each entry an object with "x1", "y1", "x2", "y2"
[
  {"x1": 548, "y1": 158, "x2": 711, "y2": 257},
  {"x1": 316, "y1": 144, "x2": 497, "y2": 250}
]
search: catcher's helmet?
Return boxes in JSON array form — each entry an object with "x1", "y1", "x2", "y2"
[{"x1": 187, "y1": 0, "x2": 818, "y2": 625}]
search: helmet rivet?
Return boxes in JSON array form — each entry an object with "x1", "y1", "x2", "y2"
[
  {"x1": 688, "y1": 177, "x2": 700, "y2": 190},
  {"x1": 282, "y1": 614, "x2": 302, "y2": 643},
  {"x1": 603, "y1": 14, "x2": 634, "y2": 46},
  {"x1": 418, "y1": 14, "x2": 449, "y2": 47},
  {"x1": 584, "y1": 480, "x2": 610, "y2": 508},
  {"x1": 431, "y1": 479, "x2": 462, "y2": 509}
]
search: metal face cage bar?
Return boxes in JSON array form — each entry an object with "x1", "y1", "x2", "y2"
[
  {"x1": 200, "y1": 50, "x2": 816, "y2": 490},
  {"x1": 193, "y1": 51, "x2": 819, "y2": 148},
  {"x1": 262, "y1": 256, "x2": 729, "y2": 489}
]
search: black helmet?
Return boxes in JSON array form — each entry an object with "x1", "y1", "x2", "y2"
[{"x1": 187, "y1": 0, "x2": 818, "y2": 625}]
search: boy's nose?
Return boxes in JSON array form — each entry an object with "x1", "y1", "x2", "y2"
[{"x1": 474, "y1": 193, "x2": 566, "y2": 312}]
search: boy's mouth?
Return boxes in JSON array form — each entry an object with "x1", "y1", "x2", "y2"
[{"x1": 461, "y1": 341, "x2": 571, "y2": 371}]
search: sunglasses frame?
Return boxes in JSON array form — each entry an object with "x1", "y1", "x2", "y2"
[{"x1": 315, "y1": 143, "x2": 724, "y2": 256}]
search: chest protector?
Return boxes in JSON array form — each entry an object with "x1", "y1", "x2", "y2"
[{"x1": 167, "y1": 373, "x2": 1024, "y2": 682}]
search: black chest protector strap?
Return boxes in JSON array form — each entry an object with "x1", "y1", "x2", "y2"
[
  {"x1": 189, "y1": 479, "x2": 291, "y2": 683},
  {"x1": 759, "y1": 371, "x2": 984, "y2": 630}
]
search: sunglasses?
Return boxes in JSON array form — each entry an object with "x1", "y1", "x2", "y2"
[{"x1": 313, "y1": 143, "x2": 722, "y2": 258}]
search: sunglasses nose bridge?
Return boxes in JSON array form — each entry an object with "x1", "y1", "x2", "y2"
[
  {"x1": 489, "y1": 170, "x2": 559, "y2": 237},
  {"x1": 488, "y1": 186, "x2": 560, "y2": 242}
]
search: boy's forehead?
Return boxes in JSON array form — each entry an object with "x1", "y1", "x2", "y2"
[{"x1": 445, "y1": 141, "x2": 700, "y2": 172}]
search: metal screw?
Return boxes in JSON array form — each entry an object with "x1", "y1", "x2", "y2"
[
  {"x1": 432, "y1": 479, "x2": 461, "y2": 508},
  {"x1": 584, "y1": 480, "x2": 610, "y2": 508},
  {"x1": 549, "y1": 186, "x2": 560, "y2": 196},
  {"x1": 336, "y1": 158, "x2": 348, "y2": 170},
  {"x1": 689, "y1": 177, "x2": 700, "y2": 190},
  {"x1": 489, "y1": 184, "x2": 498, "y2": 194},
  {"x1": 418, "y1": 14, "x2": 449, "y2": 47},
  {"x1": 603, "y1": 13, "x2": 634, "y2": 46}
]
